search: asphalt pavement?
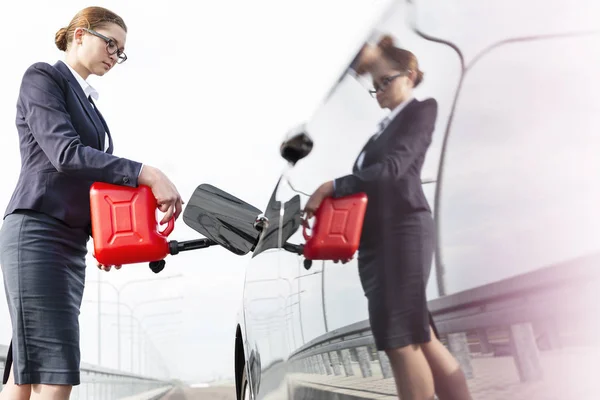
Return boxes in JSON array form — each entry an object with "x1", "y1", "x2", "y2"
[{"x1": 159, "y1": 385, "x2": 236, "y2": 400}]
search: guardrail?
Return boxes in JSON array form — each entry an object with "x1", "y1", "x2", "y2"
[
  {"x1": 288, "y1": 252, "x2": 600, "y2": 383},
  {"x1": 0, "y1": 344, "x2": 174, "y2": 399}
]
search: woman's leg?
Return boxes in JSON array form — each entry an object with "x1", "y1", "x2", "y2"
[
  {"x1": 420, "y1": 326, "x2": 472, "y2": 400},
  {"x1": 30, "y1": 384, "x2": 73, "y2": 400},
  {"x1": 0, "y1": 361, "x2": 72, "y2": 400},
  {"x1": 385, "y1": 343, "x2": 436, "y2": 400},
  {"x1": 0, "y1": 363, "x2": 31, "y2": 400}
]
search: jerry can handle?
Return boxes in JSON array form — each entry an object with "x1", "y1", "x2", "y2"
[
  {"x1": 302, "y1": 224, "x2": 310, "y2": 240},
  {"x1": 302, "y1": 218, "x2": 314, "y2": 241},
  {"x1": 158, "y1": 218, "x2": 175, "y2": 237}
]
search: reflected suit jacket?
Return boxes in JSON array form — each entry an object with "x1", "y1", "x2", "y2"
[
  {"x1": 3, "y1": 61, "x2": 142, "y2": 231},
  {"x1": 333, "y1": 98, "x2": 438, "y2": 246}
]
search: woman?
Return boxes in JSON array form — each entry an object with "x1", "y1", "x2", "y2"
[
  {"x1": 0, "y1": 7, "x2": 183, "y2": 400},
  {"x1": 305, "y1": 36, "x2": 472, "y2": 400}
]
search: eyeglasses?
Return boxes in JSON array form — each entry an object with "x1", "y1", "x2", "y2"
[
  {"x1": 369, "y1": 72, "x2": 410, "y2": 98},
  {"x1": 83, "y1": 28, "x2": 127, "y2": 64}
]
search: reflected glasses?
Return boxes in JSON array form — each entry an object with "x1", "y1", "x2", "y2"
[
  {"x1": 83, "y1": 28, "x2": 127, "y2": 64},
  {"x1": 369, "y1": 71, "x2": 410, "y2": 98}
]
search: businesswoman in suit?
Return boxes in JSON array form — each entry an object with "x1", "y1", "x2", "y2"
[
  {"x1": 305, "y1": 36, "x2": 472, "y2": 400},
  {"x1": 0, "y1": 7, "x2": 183, "y2": 400}
]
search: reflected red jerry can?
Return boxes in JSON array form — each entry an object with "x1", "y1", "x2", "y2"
[
  {"x1": 90, "y1": 182, "x2": 175, "y2": 266},
  {"x1": 303, "y1": 193, "x2": 368, "y2": 260}
]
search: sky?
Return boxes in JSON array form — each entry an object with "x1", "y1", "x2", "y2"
[
  {"x1": 0, "y1": 0, "x2": 393, "y2": 383},
  {"x1": 1, "y1": 0, "x2": 599, "y2": 386}
]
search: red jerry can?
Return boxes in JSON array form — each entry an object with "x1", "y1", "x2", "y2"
[
  {"x1": 89, "y1": 182, "x2": 175, "y2": 266},
  {"x1": 303, "y1": 193, "x2": 368, "y2": 260}
]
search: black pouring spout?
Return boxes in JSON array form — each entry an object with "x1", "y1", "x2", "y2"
[{"x1": 148, "y1": 238, "x2": 219, "y2": 273}]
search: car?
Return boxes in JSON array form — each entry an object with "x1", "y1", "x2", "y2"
[{"x1": 181, "y1": 0, "x2": 600, "y2": 398}]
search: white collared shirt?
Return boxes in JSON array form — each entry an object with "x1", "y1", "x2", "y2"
[
  {"x1": 62, "y1": 62, "x2": 145, "y2": 178},
  {"x1": 63, "y1": 62, "x2": 108, "y2": 151},
  {"x1": 356, "y1": 96, "x2": 415, "y2": 170}
]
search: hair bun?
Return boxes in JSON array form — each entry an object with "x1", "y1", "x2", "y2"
[
  {"x1": 377, "y1": 34, "x2": 395, "y2": 50},
  {"x1": 414, "y1": 69, "x2": 424, "y2": 88},
  {"x1": 55, "y1": 27, "x2": 68, "y2": 51}
]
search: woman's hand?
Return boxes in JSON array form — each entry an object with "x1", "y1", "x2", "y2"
[
  {"x1": 138, "y1": 166, "x2": 184, "y2": 224},
  {"x1": 333, "y1": 258, "x2": 353, "y2": 264},
  {"x1": 304, "y1": 181, "x2": 334, "y2": 220},
  {"x1": 92, "y1": 253, "x2": 121, "y2": 272},
  {"x1": 97, "y1": 262, "x2": 121, "y2": 272}
]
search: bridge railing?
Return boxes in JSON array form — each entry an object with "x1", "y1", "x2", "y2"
[
  {"x1": 287, "y1": 252, "x2": 600, "y2": 383},
  {"x1": 0, "y1": 346, "x2": 173, "y2": 399}
]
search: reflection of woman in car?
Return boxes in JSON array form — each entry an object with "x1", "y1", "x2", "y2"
[{"x1": 305, "y1": 36, "x2": 472, "y2": 400}]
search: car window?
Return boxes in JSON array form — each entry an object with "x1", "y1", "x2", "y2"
[
  {"x1": 285, "y1": 6, "x2": 461, "y2": 194},
  {"x1": 438, "y1": 31, "x2": 600, "y2": 294},
  {"x1": 273, "y1": 1, "x2": 462, "y2": 335},
  {"x1": 257, "y1": 0, "x2": 600, "y2": 300}
]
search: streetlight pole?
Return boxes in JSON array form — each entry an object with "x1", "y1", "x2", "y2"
[
  {"x1": 129, "y1": 297, "x2": 183, "y2": 373},
  {"x1": 116, "y1": 275, "x2": 182, "y2": 371},
  {"x1": 87, "y1": 279, "x2": 120, "y2": 368},
  {"x1": 100, "y1": 308, "x2": 182, "y2": 375},
  {"x1": 138, "y1": 323, "x2": 183, "y2": 375},
  {"x1": 85, "y1": 296, "x2": 182, "y2": 373},
  {"x1": 88, "y1": 273, "x2": 182, "y2": 370},
  {"x1": 97, "y1": 268, "x2": 102, "y2": 365},
  {"x1": 136, "y1": 311, "x2": 181, "y2": 377}
]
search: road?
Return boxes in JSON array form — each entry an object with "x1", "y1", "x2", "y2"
[{"x1": 160, "y1": 385, "x2": 236, "y2": 400}]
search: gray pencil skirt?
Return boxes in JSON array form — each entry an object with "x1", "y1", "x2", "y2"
[
  {"x1": 358, "y1": 211, "x2": 439, "y2": 351},
  {"x1": 0, "y1": 210, "x2": 89, "y2": 385}
]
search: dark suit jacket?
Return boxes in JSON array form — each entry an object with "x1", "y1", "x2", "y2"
[
  {"x1": 3, "y1": 61, "x2": 142, "y2": 230},
  {"x1": 333, "y1": 98, "x2": 437, "y2": 246}
]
